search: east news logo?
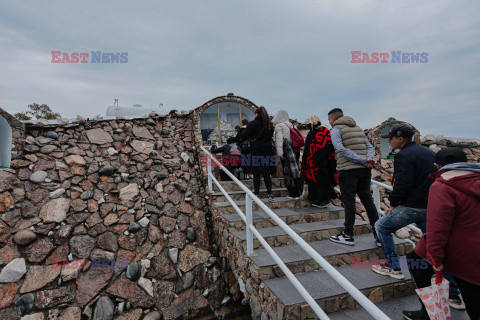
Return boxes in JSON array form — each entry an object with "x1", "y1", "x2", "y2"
[
  {"x1": 351, "y1": 51, "x2": 428, "y2": 63},
  {"x1": 51, "y1": 51, "x2": 128, "y2": 63}
]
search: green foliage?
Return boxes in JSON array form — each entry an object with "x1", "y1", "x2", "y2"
[
  {"x1": 14, "y1": 112, "x2": 32, "y2": 120},
  {"x1": 15, "y1": 103, "x2": 61, "y2": 120}
]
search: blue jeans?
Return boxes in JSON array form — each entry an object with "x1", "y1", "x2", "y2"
[{"x1": 375, "y1": 205, "x2": 426, "y2": 269}]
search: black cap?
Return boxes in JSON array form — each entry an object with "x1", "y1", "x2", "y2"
[
  {"x1": 380, "y1": 124, "x2": 415, "y2": 139},
  {"x1": 435, "y1": 147, "x2": 467, "y2": 166}
]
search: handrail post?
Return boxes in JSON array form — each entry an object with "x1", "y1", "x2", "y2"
[
  {"x1": 372, "y1": 183, "x2": 381, "y2": 216},
  {"x1": 207, "y1": 155, "x2": 213, "y2": 193},
  {"x1": 246, "y1": 193, "x2": 253, "y2": 256}
]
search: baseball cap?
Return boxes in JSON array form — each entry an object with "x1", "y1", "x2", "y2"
[
  {"x1": 380, "y1": 124, "x2": 415, "y2": 139},
  {"x1": 435, "y1": 147, "x2": 467, "y2": 166}
]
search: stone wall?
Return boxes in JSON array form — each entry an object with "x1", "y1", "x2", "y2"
[{"x1": 0, "y1": 112, "x2": 230, "y2": 319}]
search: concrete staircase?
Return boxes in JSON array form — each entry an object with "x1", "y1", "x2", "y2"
[{"x1": 210, "y1": 177, "x2": 417, "y2": 319}]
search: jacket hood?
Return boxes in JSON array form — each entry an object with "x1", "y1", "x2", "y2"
[
  {"x1": 272, "y1": 110, "x2": 290, "y2": 125},
  {"x1": 441, "y1": 162, "x2": 480, "y2": 173},
  {"x1": 333, "y1": 116, "x2": 356, "y2": 127},
  {"x1": 431, "y1": 162, "x2": 480, "y2": 200}
]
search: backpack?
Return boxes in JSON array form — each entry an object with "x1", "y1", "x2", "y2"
[{"x1": 289, "y1": 124, "x2": 305, "y2": 149}]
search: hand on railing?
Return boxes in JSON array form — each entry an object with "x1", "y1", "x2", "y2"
[{"x1": 384, "y1": 207, "x2": 395, "y2": 215}]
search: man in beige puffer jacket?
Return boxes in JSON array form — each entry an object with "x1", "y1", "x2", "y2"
[{"x1": 327, "y1": 108, "x2": 380, "y2": 247}]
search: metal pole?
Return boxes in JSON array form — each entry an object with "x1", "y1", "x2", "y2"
[
  {"x1": 246, "y1": 193, "x2": 253, "y2": 255},
  {"x1": 207, "y1": 155, "x2": 212, "y2": 193},
  {"x1": 373, "y1": 184, "x2": 381, "y2": 214}
]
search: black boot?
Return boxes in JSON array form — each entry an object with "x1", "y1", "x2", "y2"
[{"x1": 401, "y1": 309, "x2": 429, "y2": 320}]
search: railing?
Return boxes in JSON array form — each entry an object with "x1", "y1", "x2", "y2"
[
  {"x1": 201, "y1": 146, "x2": 390, "y2": 320},
  {"x1": 370, "y1": 180, "x2": 423, "y2": 235}
]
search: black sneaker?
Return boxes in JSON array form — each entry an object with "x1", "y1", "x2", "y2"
[
  {"x1": 372, "y1": 229, "x2": 382, "y2": 247},
  {"x1": 329, "y1": 232, "x2": 355, "y2": 246},
  {"x1": 402, "y1": 309, "x2": 429, "y2": 320},
  {"x1": 312, "y1": 200, "x2": 329, "y2": 208}
]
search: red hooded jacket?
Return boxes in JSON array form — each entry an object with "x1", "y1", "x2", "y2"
[{"x1": 415, "y1": 168, "x2": 480, "y2": 286}]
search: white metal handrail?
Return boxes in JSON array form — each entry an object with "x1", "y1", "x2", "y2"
[
  {"x1": 201, "y1": 147, "x2": 390, "y2": 320},
  {"x1": 370, "y1": 180, "x2": 423, "y2": 235},
  {"x1": 333, "y1": 180, "x2": 423, "y2": 236}
]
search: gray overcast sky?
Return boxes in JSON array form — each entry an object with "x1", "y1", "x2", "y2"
[{"x1": 1, "y1": 0, "x2": 479, "y2": 138}]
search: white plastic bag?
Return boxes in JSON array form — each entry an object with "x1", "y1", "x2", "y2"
[{"x1": 416, "y1": 269, "x2": 451, "y2": 319}]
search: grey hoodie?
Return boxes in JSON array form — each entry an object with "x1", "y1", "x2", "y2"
[{"x1": 273, "y1": 110, "x2": 291, "y2": 157}]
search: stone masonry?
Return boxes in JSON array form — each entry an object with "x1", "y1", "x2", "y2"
[{"x1": 0, "y1": 110, "x2": 231, "y2": 320}]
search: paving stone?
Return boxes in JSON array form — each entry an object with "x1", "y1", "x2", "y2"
[
  {"x1": 130, "y1": 140, "x2": 154, "y2": 154},
  {"x1": 0, "y1": 258, "x2": 26, "y2": 283},
  {"x1": 106, "y1": 278, "x2": 155, "y2": 308},
  {"x1": 36, "y1": 286, "x2": 74, "y2": 309},
  {"x1": 39, "y1": 198, "x2": 70, "y2": 223},
  {"x1": 93, "y1": 296, "x2": 114, "y2": 320},
  {"x1": 86, "y1": 128, "x2": 113, "y2": 144},
  {"x1": 20, "y1": 266, "x2": 60, "y2": 293},
  {"x1": 70, "y1": 235, "x2": 95, "y2": 258},
  {"x1": 178, "y1": 244, "x2": 211, "y2": 272},
  {"x1": 23, "y1": 238, "x2": 55, "y2": 263},
  {"x1": 13, "y1": 229, "x2": 37, "y2": 246},
  {"x1": 75, "y1": 268, "x2": 113, "y2": 307},
  {"x1": 0, "y1": 283, "x2": 21, "y2": 309},
  {"x1": 29, "y1": 171, "x2": 48, "y2": 183}
]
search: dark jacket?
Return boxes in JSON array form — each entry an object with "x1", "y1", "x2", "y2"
[
  {"x1": 414, "y1": 163, "x2": 480, "y2": 286},
  {"x1": 211, "y1": 144, "x2": 241, "y2": 167},
  {"x1": 388, "y1": 142, "x2": 437, "y2": 208},
  {"x1": 235, "y1": 125, "x2": 247, "y2": 143},
  {"x1": 241, "y1": 115, "x2": 276, "y2": 175}
]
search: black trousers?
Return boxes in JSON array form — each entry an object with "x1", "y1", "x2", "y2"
[
  {"x1": 253, "y1": 174, "x2": 272, "y2": 195},
  {"x1": 338, "y1": 168, "x2": 379, "y2": 236},
  {"x1": 407, "y1": 250, "x2": 480, "y2": 319}
]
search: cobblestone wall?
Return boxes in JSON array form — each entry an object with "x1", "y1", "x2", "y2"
[{"x1": 0, "y1": 112, "x2": 230, "y2": 320}]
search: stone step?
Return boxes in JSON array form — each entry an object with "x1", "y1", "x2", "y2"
[
  {"x1": 250, "y1": 233, "x2": 412, "y2": 280},
  {"x1": 221, "y1": 205, "x2": 345, "y2": 231},
  {"x1": 214, "y1": 196, "x2": 313, "y2": 214},
  {"x1": 265, "y1": 263, "x2": 415, "y2": 318},
  {"x1": 212, "y1": 177, "x2": 284, "y2": 192},
  {"x1": 232, "y1": 219, "x2": 371, "y2": 249},
  {"x1": 327, "y1": 294, "x2": 470, "y2": 320},
  {"x1": 211, "y1": 188, "x2": 289, "y2": 202}
]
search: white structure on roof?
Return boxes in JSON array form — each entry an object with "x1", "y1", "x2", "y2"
[{"x1": 105, "y1": 104, "x2": 164, "y2": 117}]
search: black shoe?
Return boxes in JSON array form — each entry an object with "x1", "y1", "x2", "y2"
[
  {"x1": 312, "y1": 200, "x2": 330, "y2": 208},
  {"x1": 372, "y1": 228, "x2": 382, "y2": 247},
  {"x1": 402, "y1": 309, "x2": 429, "y2": 320}
]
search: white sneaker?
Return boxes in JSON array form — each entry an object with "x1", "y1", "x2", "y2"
[
  {"x1": 329, "y1": 232, "x2": 355, "y2": 246},
  {"x1": 287, "y1": 196, "x2": 300, "y2": 200},
  {"x1": 449, "y1": 297, "x2": 466, "y2": 310},
  {"x1": 371, "y1": 264, "x2": 405, "y2": 280}
]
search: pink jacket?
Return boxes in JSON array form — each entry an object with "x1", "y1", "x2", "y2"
[{"x1": 415, "y1": 167, "x2": 480, "y2": 286}]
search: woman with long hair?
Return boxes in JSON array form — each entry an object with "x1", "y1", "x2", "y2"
[
  {"x1": 301, "y1": 115, "x2": 338, "y2": 207},
  {"x1": 241, "y1": 106, "x2": 276, "y2": 201}
]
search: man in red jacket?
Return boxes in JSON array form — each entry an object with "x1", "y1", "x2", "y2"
[{"x1": 402, "y1": 148, "x2": 480, "y2": 320}]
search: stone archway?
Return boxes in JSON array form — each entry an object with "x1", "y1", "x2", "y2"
[{"x1": 193, "y1": 94, "x2": 258, "y2": 145}]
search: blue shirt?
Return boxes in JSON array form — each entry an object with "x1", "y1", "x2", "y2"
[{"x1": 330, "y1": 128, "x2": 375, "y2": 165}]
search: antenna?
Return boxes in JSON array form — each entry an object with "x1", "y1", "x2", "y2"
[{"x1": 114, "y1": 99, "x2": 119, "y2": 116}]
